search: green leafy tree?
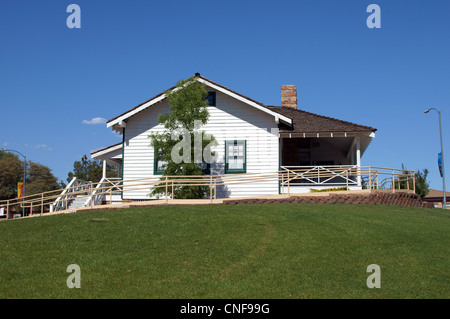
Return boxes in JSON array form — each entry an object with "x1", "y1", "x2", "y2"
[
  {"x1": 67, "y1": 155, "x2": 119, "y2": 183},
  {"x1": 149, "y1": 78, "x2": 216, "y2": 199},
  {"x1": 395, "y1": 165, "x2": 430, "y2": 199},
  {"x1": 26, "y1": 162, "x2": 61, "y2": 196},
  {"x1": 0, "y1": 151, "x2": 23, "y2": 199},
  {"x1": 0, "y1": 150, "x2": 61, "y2": 200},
  {"x1": 414, "y1": 168, "x2": 430, "y2": 199}
]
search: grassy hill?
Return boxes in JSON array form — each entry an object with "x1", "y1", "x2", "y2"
[{"x1": 0, "y1": 203, "x2": 449, "y2": 299}]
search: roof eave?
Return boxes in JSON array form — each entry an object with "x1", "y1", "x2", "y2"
[
  {"x1": 196, "y1": 77, "x2": 292, "y2": 125},
  {"x1": 106, "y1": 75, "x2": 293, "y2": 128},
  {"x1": 91, "y1": 142, "x2": 123, "y2": 159}
]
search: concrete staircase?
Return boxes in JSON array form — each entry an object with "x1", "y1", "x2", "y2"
[{"x1": 68, "y1": 196, "x2": 88, "y2": 210}]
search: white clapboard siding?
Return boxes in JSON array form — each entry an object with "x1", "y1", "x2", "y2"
[{"x1": 122, "y1": 90, "x2": 279, "y2": 199}]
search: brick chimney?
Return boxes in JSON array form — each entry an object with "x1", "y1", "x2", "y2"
[{"x1": 281, "y1": 85, "x2": 297, "y2": 109}]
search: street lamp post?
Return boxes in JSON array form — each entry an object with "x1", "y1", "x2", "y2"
[
  {"x1": 1, "y1": 148, "x2": 26, "y2": 217},
  {"x1": 424, "y1": 108, "x2": 446, "y2": 209}
]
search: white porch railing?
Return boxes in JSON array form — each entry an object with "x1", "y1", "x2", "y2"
[
  {"x1": 280, "y1": 165, "x2": 359, "y2": 187},
  {"x1": 49, "y1": 177, "x2": 91, "y2": 212},
  {"x1": 88, "y1": 177, "x2": 123, "y2": 206},
  {"x1": 280, "y1": 165, "x2": 415, "y2": 192}
]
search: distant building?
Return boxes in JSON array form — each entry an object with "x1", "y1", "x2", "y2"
[{"x1": 423, "y1": 189, "x2": 450, "y2": 208}]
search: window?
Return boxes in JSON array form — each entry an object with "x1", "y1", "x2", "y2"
[
  {"x1": 225, "y1": 140, "x2": 246, "y2": 174},
  {"x1": 205, "y1": 92, "x2": 216, "y2": 106},
  {"x1": 154, "y1": 148, "x2": 167, "y2": 175}
]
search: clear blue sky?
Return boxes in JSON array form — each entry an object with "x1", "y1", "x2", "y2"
[{"x1": 1, "y1": 0, "x2": 449, "y2": 190}]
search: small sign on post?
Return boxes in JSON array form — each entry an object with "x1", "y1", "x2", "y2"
[
  {"x1": 17, "y1": 182, "x2": 24, "y2": 198},
  {"x1": 438, "y1": 152, "x2": 443, "y2": 177}
]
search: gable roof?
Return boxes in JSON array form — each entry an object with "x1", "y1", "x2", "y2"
[
  {"x1": 267, "y1": 106, "x2": 377, "y2": 136},
  {"x1": 106, "y1": 74, "x2": 292, "y2": 132},
  {"x1": 105, "y1": 74, "x2": 377, "y2": 137}
]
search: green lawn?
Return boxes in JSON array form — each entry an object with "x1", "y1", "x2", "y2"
[{"x1": 0, "y1": 203, "x2": 449, "y2": 299}]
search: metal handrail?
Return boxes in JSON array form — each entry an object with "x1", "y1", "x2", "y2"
[{"x1": 0, "y1": 165, "x2": 416, "y2": 220}]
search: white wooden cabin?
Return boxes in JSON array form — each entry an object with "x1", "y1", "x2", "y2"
[{"x1": 91, "y1": 74, "x2": 376, "y2": 201}]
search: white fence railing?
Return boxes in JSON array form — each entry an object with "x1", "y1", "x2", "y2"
[
  {"x1": 49, "y1": 177, "x2": 91, "y2": 212},
  {"x1": 280, "y1": 165, "x2": 359, "y2": 187},
  {"x1": 280, "y1": 165, "x2": 415, "y2": 192}
]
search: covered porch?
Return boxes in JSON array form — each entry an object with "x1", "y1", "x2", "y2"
[
  {"x1": 279, "y1": 132, "x2": 374, "y2": 193},
  {"x1": 90, "y1": 142, "x2": 123, "y2": 204},
  {"x1": 268, "y1": 102, "x2": 379, "y2": 194},
  {"x1": 91, "y1": 142, "x2": 123, "y2": 180}
]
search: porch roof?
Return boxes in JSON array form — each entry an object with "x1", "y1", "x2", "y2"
[
  {"x1": 91, "y1": 142, "x2": 122, "y2": 160},
  {"x1": 267, "y1": 106, "x2": 377, "y2": 136}
]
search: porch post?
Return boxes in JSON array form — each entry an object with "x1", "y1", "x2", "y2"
[
  {"x1": 102, "y1": 160, "x2": 107, "y2": 179},
  {"x1": 356, "y1": 136, "x2": 361, "y2": 186}
]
